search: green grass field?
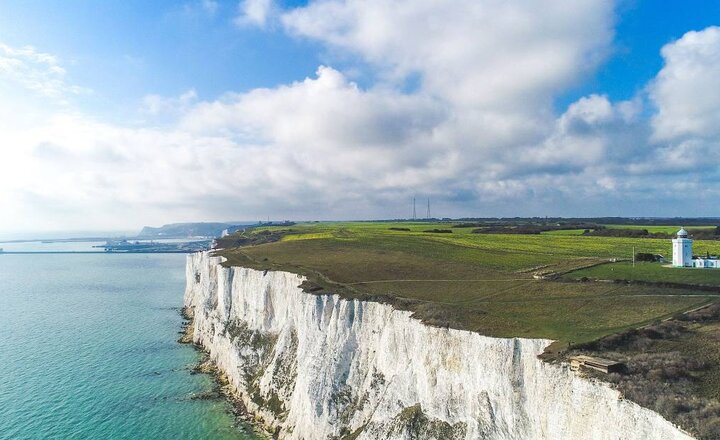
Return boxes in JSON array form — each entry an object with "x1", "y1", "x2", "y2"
[
  {"x1": 564, "y1": 261, "x2": 720, "y2": 286},
  {"x1": 216, "y1": 221, "x2": 720, "y2": 344}
]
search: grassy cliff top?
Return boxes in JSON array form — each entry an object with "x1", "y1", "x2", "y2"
[
  {"x1": 216, "y1": 220, "x2": 720, "y2": 439},
  {"x1": 216, "y1": 221, "x2": 720, "y2": 345}
]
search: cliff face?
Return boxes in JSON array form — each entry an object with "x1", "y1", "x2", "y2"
[{"x1": 184, "y1": 252, "x2": 693, "y2": 440}]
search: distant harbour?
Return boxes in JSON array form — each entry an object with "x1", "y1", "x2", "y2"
[{"x1": 0, "y1": 237, "x2": 212, "y2": 254}]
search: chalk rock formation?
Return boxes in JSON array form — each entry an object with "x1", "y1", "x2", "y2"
[{"x1": 184, "y1": 251, "x2": 692, "y2": 439}]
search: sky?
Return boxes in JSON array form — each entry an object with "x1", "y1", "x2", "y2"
[{"x1": 1, "y1": 0, "x2": 720, "y2": 233}]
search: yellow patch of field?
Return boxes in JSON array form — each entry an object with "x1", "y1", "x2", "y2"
[{"x1": 281, "y1": 232, "x2": 335, "y2": 241}]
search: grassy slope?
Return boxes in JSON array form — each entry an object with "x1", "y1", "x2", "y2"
[{"x1": 217, "y1": 222, "x2": 720, "y2": 344}]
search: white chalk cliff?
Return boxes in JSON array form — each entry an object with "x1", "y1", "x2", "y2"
[{"x1": 184, "y1": 251, "x2": 693, "y2": 439}]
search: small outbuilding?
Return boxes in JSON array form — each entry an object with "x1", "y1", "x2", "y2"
[{"x1": 569, "y1": 355, "x2": 624, "y2": 374}]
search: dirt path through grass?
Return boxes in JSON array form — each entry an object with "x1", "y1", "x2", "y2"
[{"x1": 347, "y1": 278, "x2": 534, "y2": 284}]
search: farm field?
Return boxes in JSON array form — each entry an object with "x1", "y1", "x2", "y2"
[{"x1": 217, "y1": 221, "x2": 720, "y2": 344}]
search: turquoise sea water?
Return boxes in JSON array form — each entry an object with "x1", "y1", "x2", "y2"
[{"x1": 0, "y1": 252, "x2": 258, "y2": 440}]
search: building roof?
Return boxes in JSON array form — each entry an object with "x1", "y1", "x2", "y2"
[{"x1": 677, "y1": 228, "x2": 688, "y2": 237}]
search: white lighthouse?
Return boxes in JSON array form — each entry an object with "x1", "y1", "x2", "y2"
[{"x1": 672, "y1": 228, "x2": 693, "y2": 267}]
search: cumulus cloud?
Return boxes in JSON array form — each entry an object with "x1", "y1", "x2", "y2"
[
  {"x1": 181, "y1": 67, "x2": 445, "y2": 149},
  {"x1": 536, "y1": 26, "x2": 720, "y2": 209},
  {"x1": 282, "y1": 0, "x2": 614, "y2": 109},
  {"x1": 620, "y1": 26, "x2": 720, "y2": 182},
  {"x1": 522, "y1": 94, "x2": 647, "y2": 175},
  {"x1": 7, "y1": 3, "x2": 720, "y2": 231},
  {"x1": 277, "y1": 0, "x2": 619, "y2": 199},
  {"x1": 651, "y1": 26, "x2": 720, "y2": 141},
  {"x1": 0, "y1": 1, "x2": 621, "y2": 230},
  {"x1": 0, "y1": 67, "x2": 451, "y2": 230}
]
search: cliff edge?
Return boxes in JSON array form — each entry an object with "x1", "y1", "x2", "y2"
[{"x1": 184, "y1": 251, "x2": 692, "y2": 439}]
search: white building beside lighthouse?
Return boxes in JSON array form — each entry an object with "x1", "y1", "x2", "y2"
[
  {"x1": 672, "y1": 228, "x2": 720, "y2": 268},
  {"x1": 672, "y1": 228, "x2": 693, "y2": 267}
]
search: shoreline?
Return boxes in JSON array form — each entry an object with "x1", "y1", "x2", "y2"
[{"x1": 179, "y1": 306, "x2": 273, "y2": 439}]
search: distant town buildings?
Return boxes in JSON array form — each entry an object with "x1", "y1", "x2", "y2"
[{"x1": 672, "y1": 228, "x2": 720, "y2": 268}]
